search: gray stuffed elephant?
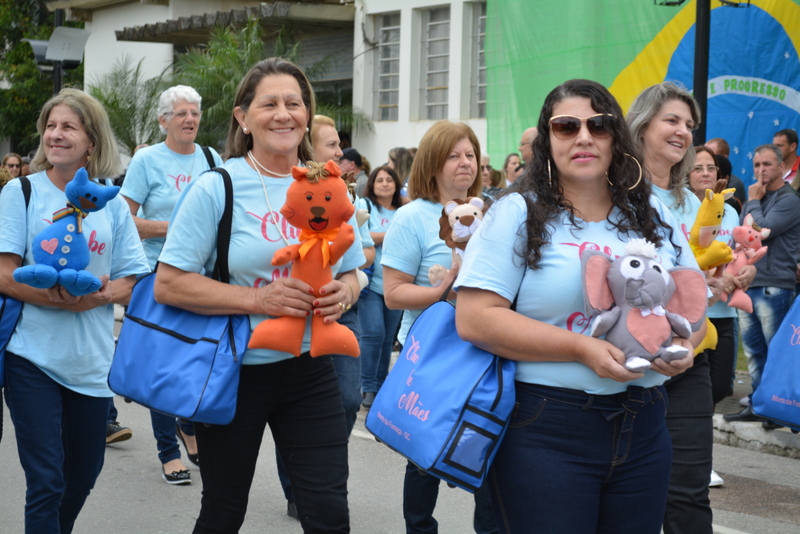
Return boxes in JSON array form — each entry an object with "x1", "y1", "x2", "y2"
[{"x1": 581, "y1": 238, "x2": 707, "y2": 372}]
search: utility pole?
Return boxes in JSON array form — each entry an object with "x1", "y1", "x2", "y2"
[
  {"x1": 53, "y1": 8, "x2": 65, "y2": 95},
  {"x1": 693, "y1": 0, "x2": 710, "y2": 145}
]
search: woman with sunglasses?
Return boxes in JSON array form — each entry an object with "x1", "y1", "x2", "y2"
[
  {"x1": 2, "y1": 153, "x2": 23, "y2": 178},
  {"x1": 455, "y1": 79, "x2": 702, "y2": 533},
  {"x1": 628, "y1": 82, "x2": 725, "y2": 534}
]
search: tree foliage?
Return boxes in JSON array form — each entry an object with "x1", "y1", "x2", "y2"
[
  {"x1": 173, "y1": 18, "x2": 372, "y2": 150},
  {"x1": 87, "y1": 55, "x2": 167, "y2": 156},
  {"x1": 0, "y1": 1, "x2": 84, "y2": 154}
]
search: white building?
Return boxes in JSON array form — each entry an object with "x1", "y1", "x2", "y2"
[
  {"x1": 350, "y1": 0, "x2": 487, "y2": 167},
  {"x1": 41, "y1": 0, "x2": 488, "y2": 167}
]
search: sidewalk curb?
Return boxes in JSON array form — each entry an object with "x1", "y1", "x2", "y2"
[{"x1": 713, "y1": 414, "x2": 800, "y2": 459}]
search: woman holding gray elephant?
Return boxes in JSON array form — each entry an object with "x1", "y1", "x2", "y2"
[{"x1": 455, "y1": 79, "x2": 705, "y2": 533}]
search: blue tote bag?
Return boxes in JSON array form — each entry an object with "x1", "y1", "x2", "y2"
[
  {"x1": 752, "y1": 296, "x2": 800, "y2": 432},
  {"x1": 0, "y1": 177, "x2": 31, "y2": 388},
  {"x1": 109, "y1": 169, "x2": 250, "y2": 425},
  {"x1": 365, "y1": 287, "x2": 517, "y2": 492}
]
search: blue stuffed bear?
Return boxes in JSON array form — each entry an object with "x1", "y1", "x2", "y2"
[{"x1": 13, "y1": 167, "x2": 120, "y2": 297}]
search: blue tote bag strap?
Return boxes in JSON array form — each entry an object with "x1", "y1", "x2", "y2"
[{"x1": 209, "y1": 167, "x2": 233, "y2": 283}]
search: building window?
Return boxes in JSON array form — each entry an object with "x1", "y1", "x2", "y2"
[
  {"x1": 471, "y1": 2, "x2": 487, "y2": 119},
  {"x1": 420, "y1": 7, "x2": 450, "y2": 121},
  {"x1": 375, "y1": 12, "x2": 401, "y2": 121}
]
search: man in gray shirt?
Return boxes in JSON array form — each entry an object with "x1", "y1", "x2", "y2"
[{"x1": 725, "y1": 144, "x2": 800, "y2": 425}]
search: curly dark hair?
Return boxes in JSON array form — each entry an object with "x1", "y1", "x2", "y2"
[{"x1": 515, "y1": 79, "x2": 676, "y2": 269}]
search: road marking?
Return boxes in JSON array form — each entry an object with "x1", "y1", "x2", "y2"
[{"x1": 713, "y1": 526, "x2": 751, "y2": 534}]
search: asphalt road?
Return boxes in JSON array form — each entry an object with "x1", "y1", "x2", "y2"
[{"x1": 1, "y1": 397, "x2": 799, "y2": 533}]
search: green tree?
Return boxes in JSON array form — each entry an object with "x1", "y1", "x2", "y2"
[
  {"x1": 87, "y1": 55, "x2": 167, "y2": 156},
  {"x1": 173, "y1": 18, "x2": 372, "y2": 150},
  {"x1": 0, "y1": 1, "x2": 84, "y2": 154}
]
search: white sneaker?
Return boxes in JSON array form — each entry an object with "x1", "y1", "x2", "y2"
[
  {"x1": 739, "y1": 396, "x2": 750, "y2": 407},
  {"x1": 709, "y1": 469, "x2": 724, "y2": 487}
]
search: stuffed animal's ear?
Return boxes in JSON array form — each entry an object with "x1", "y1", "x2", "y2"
[
  {"x1": 582, "y1": 251, "x2": 614, "y2": 313},
  {"x1": 444, "y1": 201, "x2": 458, "y2": 216},
  {"x1": 291, "y1": 166, "x2": 307, "y2": 181},
  {"x1": 761, "y1": 227, "x2": 771, "y2": 239},
  {"x1": 467, "y1": 197, "x2": 484, "y2": 210},
  {"x1": 743, "y1": 213, "x2": 754, "y2": 227},
  {"x1": 721, "y1": 188, "x2": 735, "y2": 200},
  {"x1": 665, "y1": 267, "x2": 707, "y2": 329},
  {"x1": 324, "y1": 159, "x2": 341, "y2": 178}
]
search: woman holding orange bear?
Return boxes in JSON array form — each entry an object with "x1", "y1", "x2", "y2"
[{"x1": 154, "y1": 58, "x2": 364, "y2": 533}]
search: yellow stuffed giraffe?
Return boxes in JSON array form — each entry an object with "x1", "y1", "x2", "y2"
[{"x1": 689, "y1": 183, "x2": 736, "y2": 355}]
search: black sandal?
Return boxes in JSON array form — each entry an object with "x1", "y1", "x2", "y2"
[
  {"x1": 175, "y1": 420, "x2": 200, "y2": 466},
  {"x1": 162, "y1": 466, "x2": 191, "y2": 485}
]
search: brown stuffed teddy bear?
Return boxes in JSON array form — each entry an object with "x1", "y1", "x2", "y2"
[
  {"x1": 248, "y1": 160, "x2": 360, "y2": 357},
  {"x1": 428, "y1": 196, "x2": 485, "y2": 287}
]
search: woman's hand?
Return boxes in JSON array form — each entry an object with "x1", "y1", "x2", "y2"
[
  {"x1": 313, "y1": 277, "x2": 357, "y2": 324},
  {"x1": 255, "y1": 277, "x2": 315, "y2": 318},
  {"x1": 650, "y1": 337, "x2": 695, "y2": 377},
  {"x1": 575, "y1": 335, "x2": 646, "y2": 383},
  {"x1": 706, "y1": 271, "x2": 724, "y2": 306},
  {"x1": 47, "y1": 275, "x2": 113, "y2": 312}
]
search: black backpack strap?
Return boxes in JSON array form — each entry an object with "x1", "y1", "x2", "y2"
[
  {"x1": 201, "y1": 146, "x2": 216, "y2": 171},
  {"x1": 210, "y1": 167, "x2": 234, "y2": 284},
  {"x1": 18, "y1": 176, "x2": 31, "y2": 209}
]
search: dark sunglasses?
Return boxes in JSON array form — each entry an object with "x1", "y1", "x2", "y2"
[
  {"x1": 6, "y1": 163, "x2": 20, "y2": 168},
  {"x1": 549, "y1": 114, "x2": 614, "y2": 140}
]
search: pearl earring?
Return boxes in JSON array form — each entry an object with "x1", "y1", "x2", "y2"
[{"x1": 242, "y1": 126, "x2": 248, "y2": 133}]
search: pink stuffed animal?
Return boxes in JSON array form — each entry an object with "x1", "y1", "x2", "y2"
[{"x1": 723, "y1": 213, "x2": 769, "y2": 313}]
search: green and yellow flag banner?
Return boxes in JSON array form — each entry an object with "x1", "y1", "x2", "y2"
[{"x1": 486, "y1": 0, "x2": 800, "y2": 184}]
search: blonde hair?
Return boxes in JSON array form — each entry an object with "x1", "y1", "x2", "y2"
[
  {"x1": 311, "y1": 114, "x2": 336, "y2": 147},
  {"x1": 627, "y1": 82, "x2": 701, "y2": 208},
  {"x1": 31, "y1": 88, "x2": 121, "y2": 178},
  {"x1": 408, "y1": 121, "x2": 482, "y2": 202}
]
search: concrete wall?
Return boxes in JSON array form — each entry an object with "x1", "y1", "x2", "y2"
[{"x1": 83, "y1": 3, "x2": 173, "y2": 84}]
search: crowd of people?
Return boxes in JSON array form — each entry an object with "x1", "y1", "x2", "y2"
[{"x1": 0, "y1": 55, "x2": 799, "y2": 534}]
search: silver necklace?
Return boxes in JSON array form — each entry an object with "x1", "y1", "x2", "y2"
[
  {"x1": 247, "y1": 150, "x2": 298, "y2": 178},
  {"x1": 247, "y1": 151, "x2": 290, "y2": 246},
  {"x1": 167, "y1": 145, "x2": 196, "y2": 178}
]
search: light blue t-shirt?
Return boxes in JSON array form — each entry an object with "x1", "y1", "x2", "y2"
[
  {"x1": 0, "y1": 171, "x2": 150, "y2": 396},
  {"x1": 455, "y1": 192, "x2": 700, "y2": 395},
  {"x1": 120, "y1": 142, "x2": 222, "y2": 269},
  {"x1": 650, "y1": 186, "x2": 701, "y2": 245},
  {"x1": 356, "y1": 197, "x2": 397, "y2": 295},
  {"x1": 381, "y1": 198, "x2": 450, "y2": 345},
  {"x1": 159, "y1": 157, "x2": 366, "y2": 365}
]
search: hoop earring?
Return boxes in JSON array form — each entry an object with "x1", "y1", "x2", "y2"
[
  {"x1": 547, "y1": 159, "x2": 552, "y2": 187},
  {"x1": 605, "y1": 172, "x2": 613, "y2": 187},
  {"x1": 624, "y1": 153, "x2": 643, "y2": 191}
]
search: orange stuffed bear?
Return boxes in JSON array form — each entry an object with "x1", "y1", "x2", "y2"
[{"x1": 248, "y1": 160, "x2": 360, "y2": 358}]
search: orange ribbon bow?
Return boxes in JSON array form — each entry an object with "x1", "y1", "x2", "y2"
[{"x1": 298, "y1": 227, "x2": 341, "y2": 267}]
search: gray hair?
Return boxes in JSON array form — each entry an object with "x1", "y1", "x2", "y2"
[
  {"x1": 754, "y1": 144, "x2": 783, "y2": 164},
  {"x1": 627, "y1": 81, "x2": 701, "y2": 208},
  {"x1": 157, "y1": 85, "x2": 202, "y2": 134}
]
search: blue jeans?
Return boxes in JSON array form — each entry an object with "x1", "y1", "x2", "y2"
[
  {"x1": 359, "y1": 290, "x2": 403, "y2": 393},
  {"x1": 663, "y1": 353, "x2": 713, "y2": 534},
  {"x1": 488, "y1": 382, "x2": 671, "y2": 534},
  {"x1": 738, "y1": 286, "x2": 795, "y2": 396},
  {"x1": 194, "y1": 354, "x2": 350, "y2": 533},
  {"x1": 403, "y1": 461, "x2": 497, "y2": 534},
  {"x1": 150, "y1": 410, "x2": 195, "y2": 464},
  {"x1": 4, "y1": 351, "x2": 111, "y2": 534}
]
